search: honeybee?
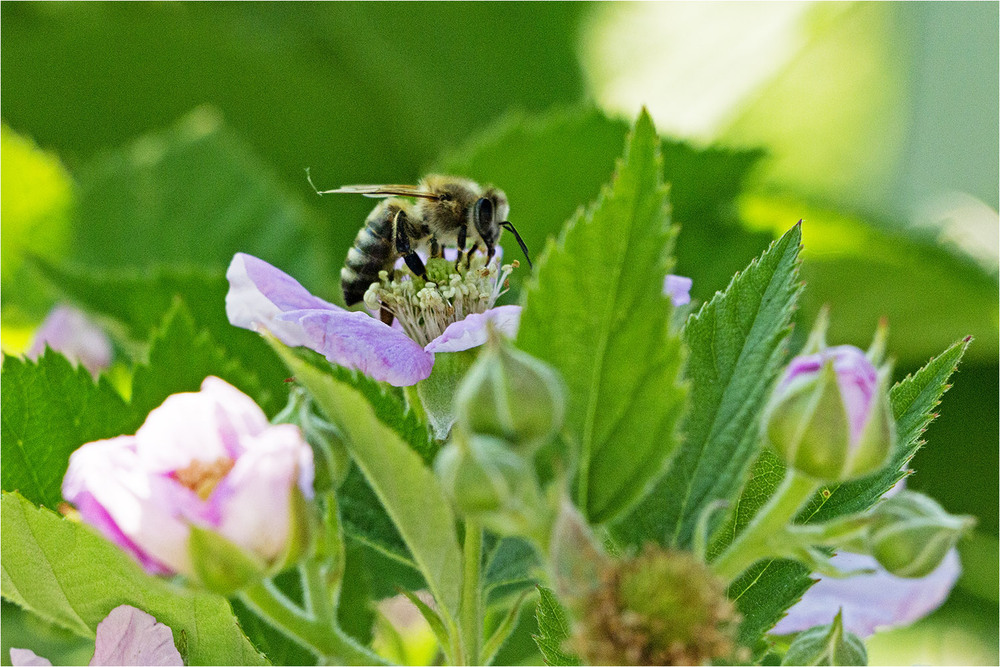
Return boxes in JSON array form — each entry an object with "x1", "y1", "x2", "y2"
[{"x1": 312, "y1": 174, "x2": 532, "y2": 306}]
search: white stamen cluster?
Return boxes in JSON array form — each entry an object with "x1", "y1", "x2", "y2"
[{"x1": 364, "y1": 253, "x2": 517, "y2": 347}]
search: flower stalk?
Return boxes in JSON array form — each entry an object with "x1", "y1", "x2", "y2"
[
  {"x1": 460, "y1": 519, "x2": 484, "y2": 665},
  {"x1": 710, "y1": 468, "x2": 821, "y2": 581}
]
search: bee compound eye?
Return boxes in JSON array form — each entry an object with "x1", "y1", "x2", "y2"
[{"x1": 474, "y1": 197, "x2": 494, "y2": 225}]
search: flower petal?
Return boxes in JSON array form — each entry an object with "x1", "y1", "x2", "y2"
[
  {"x1": 226, "y1": 252, "x2": 342, "y2": 348},
  {"x1": 424, "y1": 305, "x2": 522, "y2": 353},
  {"x1": 90, "y1": 605, "x2": 183, "y2": 666},
  {"x1": 771, "y1": 549, "x2": 961, "y2": 638},
  {"x1": 10, "y1": 649, "x2": 52, "y2": 666},
  {"x1": 278, "y1": 308, "x2": 434, "y2": 386},
  {"x1": 27, "y1": 304, "x2": 113, "y2": 375},
  {"x1": 134, "y1": 377, "x2": 270, "y2": 471},
  {"x1": 209, "y1": 425, "x2": 313, "y2": 561},
  {"x1": 663, "y1": 274, "x2": 692, "y2": 306}
]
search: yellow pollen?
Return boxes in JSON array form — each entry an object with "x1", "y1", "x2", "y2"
[{"x1": 174, "y1": 457, "x2": 235, "y2": 500}]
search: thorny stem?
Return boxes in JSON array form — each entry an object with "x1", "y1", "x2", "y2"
[{"x1": 710, "y1": 468, "x2": 821, "y2": 581}]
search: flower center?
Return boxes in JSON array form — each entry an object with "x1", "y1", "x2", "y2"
[
  {"x1": 364, "y1": 254, "x2": 518, "y2": 347},
  {"x1": 174, "y1": 457, "x2": 235, "y2": 500}
]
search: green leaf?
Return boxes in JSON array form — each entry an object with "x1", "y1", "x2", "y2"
[
  {"x1": 516, "y1": 110, "x2": 686, "y2": 523},
  {"x1": 484, "y1": 537, "x2": 540, "y2": 606},
  {"x1": 273, "y1": 343, "x2": 462, "y2": 619},
  {"x1": 69, "y1": 108, "x2": 332, "y2": 292},
  {"x1": 399, "y1": 588, "x2": 454, "y2": 664},
  {"x1": 1, "y1": 491, "x2": 265, "y2": 665},
  {"x1": 724, "y1": 337, "x2": 971, "y2": 644},
  {"x1": 531, "y1": 586, "x2": 581, "y2": 666},
  {"x1": 0, "y1": 352, "x2": 141, "y2": 508},
  {"x1": 615, "y1": 223, "x2": 803, "y2": 549}
]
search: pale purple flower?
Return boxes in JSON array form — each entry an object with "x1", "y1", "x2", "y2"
[
  {"x1": 62, "y1": 377, "x2": 313, "y2": 577},
  {"x1": 27, "y1": 304, "x2": 112, "y2": 375},
  {"x1": 663, "y1": 274, "x2": 692, "y2": 306},
  {"x1": 225, "y1": 252, "x2": 521, "y2": 387},
  {"x1": 771, "y1": 549, "x2": 961, "y2": 638},
  {"x1": 11, "y1": 605, "x2": 183, "y2": 666}
]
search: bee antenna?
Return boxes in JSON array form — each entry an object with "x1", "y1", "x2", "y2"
[{"x1": 500, "y1": 221, "x2": 532, "y2": 268}]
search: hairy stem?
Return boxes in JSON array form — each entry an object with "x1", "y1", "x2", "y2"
[
  {"x1": 710, "y1": 468, "x2": 820, "y2": 581},
  {"x1": 459, "y1": 519, "x2": 483, "y2": 665}
]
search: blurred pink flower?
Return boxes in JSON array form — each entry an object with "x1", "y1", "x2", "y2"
[
  {"x1": 27, "y1": 304, "x2": 112, "y2": 375},
  {"x1": 62, "y1": 377, "x2": 313, "y2": 578},
  {"x1": 11, "y1": 605, "x2": 183, "y2": 666}
]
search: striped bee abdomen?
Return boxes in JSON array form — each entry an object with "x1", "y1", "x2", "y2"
[{"x1": 341, "y1": 201, "x2": 400, "y2": 306}]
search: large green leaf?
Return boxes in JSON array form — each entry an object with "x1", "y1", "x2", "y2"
[
  {"x1": 1, "y1": 492, "x2": 264, "y2": 665},
  {"x1": 0, "y1": 353, "x2": 142, "y2": 509},
  {"x1": 273, "y1": 344, "x2": 462, "y2": 619},
  {"x1": 724, "y1": 338, "x2": 971, "y2": 643},
  {"x1": 516, "y1": 110, "x2": 686, "y2": 523},
  {"x1": 615, "y1": 224, "x2": 802, "y2": 549}
]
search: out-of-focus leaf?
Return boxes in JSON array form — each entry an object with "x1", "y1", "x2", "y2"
[
  {"x1": 722, "y1": 338, "x2": 970, "y2": 644},
  {"x1": 517, "y1": 110, "x2": 686, "y2": 523},
  {"x1": 743, "y1": 195, "x2": 998, "y2": 362},
  {"x1": 1, "y1": 492, "x2": 265, "y2": 665},
  {"x1": 68, "y1": 108, "x2": 332, "y2": 291},
  {"x1": 615, "y1": 223, "x2": 802, "y2": 549},
  {"x1": 0, "y1": 126, "x2": 73, "y2": 326},
  {"x1": 484, "y1": 537, "x2": 539, "y2": 606},
  {"x1": 0, "y1": 353, "x2": 141, "y2": 509}
]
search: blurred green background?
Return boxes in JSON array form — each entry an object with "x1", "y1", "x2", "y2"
[{"x1": 2, "y1": 2, "x2": 996, "y2": 665}]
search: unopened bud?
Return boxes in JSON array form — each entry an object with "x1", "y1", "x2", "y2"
[
  {"x1": 570, "y1": 545, "x2": 742, "y2": 666},
  {"x1": 867, "y1": 491, "x2": 974, "y2": 578},
  {"x1": 434, "y1": 434, "x2": 543, "y2": 536},
  {"x1": 781, "y1": 610, "x2": 867, "y2": 666},
  {"x1": 455, "y1": 327, "x2": 565, "y2": 453},
  {"x1": 763, "y1": 344, "x2": 893, "y2": 481}
]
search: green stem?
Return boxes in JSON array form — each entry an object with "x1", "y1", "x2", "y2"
[
  {"x1": 710, "y1": 468, "x2": 820, "y2": 581},
  {"x1": 403, "y1": 384, "x2": 428, "y2": 425},
  {"x1": 459, "y1": 519, "x2": 483, "y2": 665},
  {"x1": 240, "y1": 580, "x2": 387, "y2": 666}
]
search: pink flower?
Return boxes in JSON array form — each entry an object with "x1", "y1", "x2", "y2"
[
  {"x1": 62, "y1": 377, "x2": 314, "y2": 580},
  {"x1": 772, "y1": 549, "x2": 961, "y2": 638},
  {"x1": 11, "y1": 605, "x2": 183, "y2": 666},
  {"x1": 27, "y1": 304, "x2": 112, "y2": 375},
  {"x1": 225, "y1": 253, "x2": 520, "y2": 387},
  {"x1": 663, "y1": 274, "x2": 692, "y2": 306}
]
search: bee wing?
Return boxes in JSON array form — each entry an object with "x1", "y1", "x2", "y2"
[{"x1": 317, "y1": 184, "x2": 442, "y2": 200}]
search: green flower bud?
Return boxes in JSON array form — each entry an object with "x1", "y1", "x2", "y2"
[
  {"x1": 763, "y1": 345, "x2": 894, "y2": 481},
  {"x1": 781, "y1": 610, "x2": 868, "y2": 666},
  {"x1": 455, "y1": 327, "x2": 565, "y2": 453},
  {"x1": 434, "y1": 434, "x2": 544, "y2": 536},
  {"x1": 867, "y1": 491, "x2": 975, "y2": 578},
  {"x1": 570, "y1": 545, "x2": 743, "y2": 666},
  {"x1": 273, "y1": 386, "x2": 351, "y2": 491}
]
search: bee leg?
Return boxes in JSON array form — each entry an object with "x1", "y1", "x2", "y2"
[
  {"x1": 430, "y1": 237, "x2": 441, "y2": 258},
  {"x1": 454, "y1": 225, "x2": 468, "y2": 271},
  {"x1": 466, "y1": 243, "x2": 479, "y2": 269},
  {"x1": 393, "y1": 210, "x2": 427, "y2": 278}
]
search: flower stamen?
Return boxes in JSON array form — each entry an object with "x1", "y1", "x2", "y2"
[{"x1": 173, "y1": 457, "x2": 235, "y2": 500}]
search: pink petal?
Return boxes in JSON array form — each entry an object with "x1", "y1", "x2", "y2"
[
  {"x1": 663, "y1": 274, "x2": 692, "y2": 306},
  {"x1": 771, "y1": 549, "x2": 961, "y2": 638},
  {"x1": 424, "y1": 305, "x2": 522, "y2": 353},
  {"x1": 134, "y1": 377, "x2": 269, "y2": 471},
  {"x1": 209, "y1": 425, "x2": 313, "y2": 561},
  {"x1": 226, "y1": 252, "x2": 342, "y2": 348},
  {"x1": 10, "y1": 649, "x2": 53, "y2": 666},
  {"x1": 27, "y1": 305, "x2": 113, "y2": 375},
  {"x1": 62, "y1": 437, "x2": 191, "y2": 576},
  {"x1": 90, "y1": 605, "x2": 183, "y2": 666},
  {"x1": 278, "y1": 308, "x2": 434, "y2": 386}
]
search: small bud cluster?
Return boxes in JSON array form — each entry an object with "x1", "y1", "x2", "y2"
[
  {"x1": 364, "y1": 254, "x2": 517, "y2": 346},
  {"x1": 570, "y1": 545, "x2": 743, "y2": 666}
]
